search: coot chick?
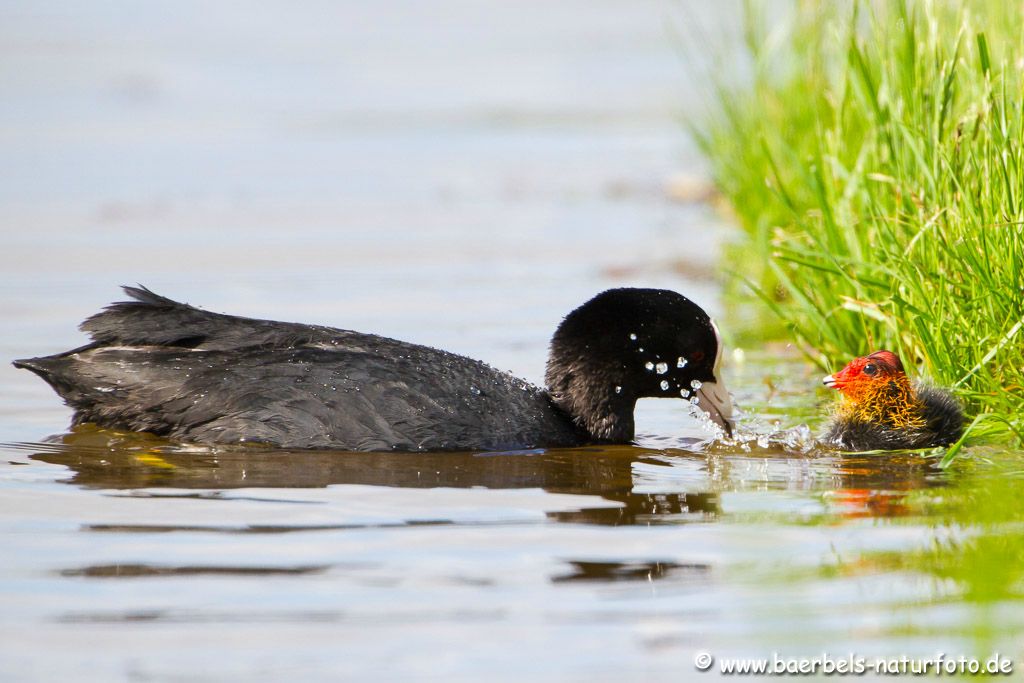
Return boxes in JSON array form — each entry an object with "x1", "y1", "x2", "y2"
[
  {"x1": 14, "y1": 286, "x2": 735, "y2": 451},
  {"x1": 822, "y1": 350, "x2": 963, "y2": 450}
]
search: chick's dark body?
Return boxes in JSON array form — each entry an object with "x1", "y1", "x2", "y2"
[{"x1": 824, "y1": 383, "x2": 964, "y2": 451}]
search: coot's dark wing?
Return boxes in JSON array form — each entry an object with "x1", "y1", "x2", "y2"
[
  {"x1": 79, "y1": 285, "x2": 363, "y2": 351},
  {"x1": 18, "y1": 337, "x2": 582, "y2": 452}
]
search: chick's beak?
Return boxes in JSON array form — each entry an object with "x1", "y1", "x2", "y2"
[
  {"x1": 695, "y1": 380, "x2": 736, "y2": 437},
  {"x1": 822, "y1": 373, "x2": 837, "y2": 389}
]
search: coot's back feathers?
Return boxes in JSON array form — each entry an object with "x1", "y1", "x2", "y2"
[{"x1": 80, "y1": 285, "x2": 346, "y2": 351}]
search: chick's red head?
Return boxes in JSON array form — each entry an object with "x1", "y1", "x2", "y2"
[{"x1": 823, "y1": 350, "x2": 906, "y2": 401}]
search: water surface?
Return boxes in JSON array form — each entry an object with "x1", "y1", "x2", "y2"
[{"x1": 5, "y1": 354, "x2": 1023, "y2": 681}]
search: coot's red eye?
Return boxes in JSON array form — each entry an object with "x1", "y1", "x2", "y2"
[
  {"x1": 863, "y1": 363, "x2": 877, "y2": 376},
  {"x1": 691, "y1": 351, "x2": 705, "y2": 362}
]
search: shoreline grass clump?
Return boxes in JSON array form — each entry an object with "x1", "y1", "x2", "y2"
[{"x1": 695, "y1": 1, "x2": 1024, "y2": 449}]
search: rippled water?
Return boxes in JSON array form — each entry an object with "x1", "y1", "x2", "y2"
[{"x1": 4, "y1": 1, "x2": 1024, "y2": 681}]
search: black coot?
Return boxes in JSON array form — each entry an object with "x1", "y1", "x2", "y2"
[{"x1": 14, "y1": 286, "x2": 735, "y2": 451}]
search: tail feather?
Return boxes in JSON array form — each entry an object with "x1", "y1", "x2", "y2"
[
  {"x1": 80, "y1": 284, "x2": 211, "y2": 347},
  {"x1": 12, "y1": 356, "x2": 51, "y2": 376},
  {"x1": 12, "y1": 353, "x2": 97, "y2": 405},
  {"x1": 117, "y1": 284, "x2": 182, "y2": 308}
]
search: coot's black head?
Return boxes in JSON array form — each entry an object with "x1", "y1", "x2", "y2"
[{"x1": 545, "y1": 288, "x2": 735, "y2": 442}]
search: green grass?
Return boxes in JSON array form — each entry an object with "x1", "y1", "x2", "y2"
[{"x1": 694, "y1": 1, "x2": 1024, "y2": 451}]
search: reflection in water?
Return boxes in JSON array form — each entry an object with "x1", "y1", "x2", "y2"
[
  {"x1": 61, "y1": 564, "x2": 330, "y2": 578},
  {"x1": 551, "y1": 560, "x2": 709, "y2": 584},
  {"x1": 547, "y1": 492, "x2": 717, "y2": 526},
  {"x1": 16, "y1": 425, "x2": 950, "y2": 529},
  {"x1": 27, "y1": 427, "x2": 658, "y2": 492},
  {"x1": 86, "y1": 521, "x2": 460, "y2": 534},
  {"x1": 25, "y1": 428, "x2": 719, "y2": 527},
  {"x1": 824, "y1": 489, "x2": 912, "y2": 519},
  {"x1": 9, "y1": 430, "x2": 1024, "y2": 672},
  {"x1": 57, "y1": 608, "x2": 505, "y2": 625},
  {"x1": 58, "y1": 610, "x2": 352, "y2": 624}
]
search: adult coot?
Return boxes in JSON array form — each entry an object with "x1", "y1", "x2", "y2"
[
  {"x1": 822, "y1": 350, "x2": 963, "y2": 450},
  {"x1": 14, "y1": 286, "x2": 735, "y2": 451}
]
